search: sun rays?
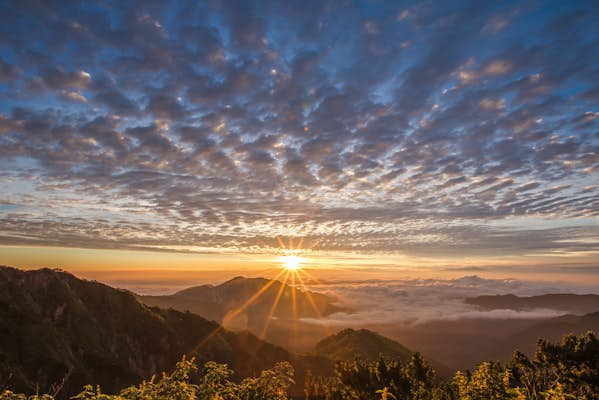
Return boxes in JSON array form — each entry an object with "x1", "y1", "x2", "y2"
[
  {"x1": 257, "y1": 236, "x2": 334, "y2": 344},
  {"x1": 191, "y1": 236, "x2": 332, "y2": 354}
]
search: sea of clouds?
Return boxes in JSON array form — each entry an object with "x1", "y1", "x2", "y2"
[
  {"x1": 90, "y1": 270, "x2": 599, "y2": 325},
  {"x1": 302, "y1": 275, "x2": 599, "y2": 325}
]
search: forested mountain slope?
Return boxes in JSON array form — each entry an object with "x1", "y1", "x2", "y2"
[{"x1": 0, "y1": 267, "x2": 331, "y2": 398}]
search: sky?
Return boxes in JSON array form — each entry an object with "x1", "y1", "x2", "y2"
[{"x1": 0, "y1": 1, "x2": 598, "y2": 278}]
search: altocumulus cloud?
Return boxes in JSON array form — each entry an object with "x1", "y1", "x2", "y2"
[{"x1": 0, "y1": 1, "x2": 598, "y2": 261}]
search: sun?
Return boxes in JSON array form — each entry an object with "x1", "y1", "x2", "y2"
[{"x1": 281, "y1": 255, "x2": 302, "y2": 270}]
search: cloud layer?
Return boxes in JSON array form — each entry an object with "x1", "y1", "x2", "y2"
[
  {"x1": 306, "y1": 275, "x2": 598, "y2": 325},
  {"x1": 0, "y1": 1, "x2": 598, "y2": 262}
]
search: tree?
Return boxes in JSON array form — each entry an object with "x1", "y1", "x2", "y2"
[{"x1": 452, "y1": 362, "x2": 518, "y2": 400}]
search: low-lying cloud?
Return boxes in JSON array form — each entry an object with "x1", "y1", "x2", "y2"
[{"x1": 304, "y1": 275, "x2": 599, "y2": 325}]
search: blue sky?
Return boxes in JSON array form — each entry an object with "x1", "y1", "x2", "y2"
[{"x1": 0, "y1": 0, "x2": 598, "y2": 272}]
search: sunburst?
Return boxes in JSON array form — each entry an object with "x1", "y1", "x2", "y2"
[
  {"x1": 280, "y1": 255, "x2": 302, "y2": 270},
  {"x1": 191, "y1": 236, "x2": 330, "y2": 354}
]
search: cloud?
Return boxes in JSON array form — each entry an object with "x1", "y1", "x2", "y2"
[
  {"x1": 93, "y1": 84, "x2": 139, "y2": 114},
  {"x1": 0, "y1": 0, "x2": 598, "y2": 262},
  {"x1": 0, "y1": 57, "x2": 20, "y2": 80},
  {"x1": 30, "y1": 67, "x2": 91, "y2": 90},
  {"x1": 303, "y1": 275, "x2": 599, "y2": 326},
  {"x1": 479, "y1": 97, "x2": 506, "y2": 110},
  {"x1": 59, "y1": 91, "x2": 87, "y2": 103},
  {"x1": 145, "y1": 95, "x2": 187, "y2": 120}
]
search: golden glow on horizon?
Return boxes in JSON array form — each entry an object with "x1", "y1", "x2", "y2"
[{"x1": 2, "y1": 244, "x2": 599, "y2": 283}]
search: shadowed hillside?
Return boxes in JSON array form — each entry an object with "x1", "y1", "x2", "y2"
[
  {"x1": 315, "y1": 328, "x2": 412, "y2": 362},
  {"x1": 314, "y1": 328, "x2": 452, "y2": 378},
  {"x1": 0, "y1": 267, "x2": 333, "y2": 398}
]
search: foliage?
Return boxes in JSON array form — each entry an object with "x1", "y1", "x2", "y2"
[
  {"x1": 508, "y1": 331, "x2": 599, "y2": 400},
  {"x1": 2, "y1": 357, "x2": 294, "y2": 400},
  {"x1": 452, "y1": 362, "x2": 518, "y2": 399},
  {"x1": 305, "y1": 352, "x2": 435, "y2": 400},
  {"x1": 306, "y1": 332, "x2": 599, "y2": 400},
  {"x1": 1, "y1": 332, "x2": 598, "y2": 400}
]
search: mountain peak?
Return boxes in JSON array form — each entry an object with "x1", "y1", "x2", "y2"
[
  {"x1": 142, "y1": 275, "x2": 346, "y2": 327},
  {"x1": 315, "y1": 328, "x2": 412, "y2": 363},
  {"x1": 314, "y1": 328, "x2": 452, "y2": 377}
]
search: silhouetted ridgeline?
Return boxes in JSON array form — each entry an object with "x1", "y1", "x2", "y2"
[{"x1": 0, "y1": 266, "x2": 332, "y2": 398}]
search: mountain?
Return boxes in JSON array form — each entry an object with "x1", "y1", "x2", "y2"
[
  {"x1": 315, "y1": 328, "x2": 412, "y2": 362},
  {"x1": 500, "y1": 311, "x2": 599, "y2": 356},
  {"x1": 465, "y1": 293, "x2": 599, "y2": 314},
  {"x1": 0, "y1": 267, "x2": 333, "y2": 398},
  {"x1": 140, "y1": 276, "x2": 346, "y2": 329},
  {"x1": 313, "y1": 328, "x2": 452, "y2": 378},
  {"x1": 369, "y1": 311, "x2": 599, "y2": 372}
]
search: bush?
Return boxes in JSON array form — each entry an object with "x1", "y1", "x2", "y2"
[
  {"x1": 2, "y1": 333, "x2": 597, "y2": 400},
  {"x1": 1, "y1": 357, "x2": 294, "y2": 400}
]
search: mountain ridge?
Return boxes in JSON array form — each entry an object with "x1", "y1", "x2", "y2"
[
  {"x1": 0, "y1": 266, "x2": 333, "y2": 398},
  {"x1": 140, "y1": 275, "x2": 347, "y2": 329},
  {"x1": 465, "y1": 293, "x2": 599, "y2": 314},
  {"x1": 314, "y1": 328, "x2": 452, "y2": 378},
  {"x1": 314, "y1": 328, "x2": 412, "y2": 362}
]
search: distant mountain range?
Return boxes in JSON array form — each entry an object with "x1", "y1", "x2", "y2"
[
  {"x1": 140, "y1": 276, "x2": 346, "y2": 329},
  {"x1": 0, "y1": 267, "x2": 333, "y2": 398},
  {"x1": 465, "y1": 293, "x2": 599, "y2": 314}
]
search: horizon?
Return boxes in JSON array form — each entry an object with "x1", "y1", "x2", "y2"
[{"x1": 4, "y1": 263, "x2": 599, "y2": 298}]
